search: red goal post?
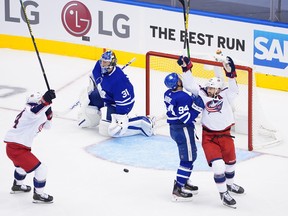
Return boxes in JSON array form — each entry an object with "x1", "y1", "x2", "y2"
[{"x1": 146, "y1": 51, "x2": 255, "y2": 150}]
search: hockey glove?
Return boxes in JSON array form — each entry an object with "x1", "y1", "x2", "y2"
[
  {"x1": 42, "y1": 89, "x2": 56, "y2": 105},
  {"x1": 45, "y1": 107, "x2": 53, "y2": 120},
  {"x1": 223, "y1": 56, "x2": 237, "y2": 78},
  {"x1": 177, "y1": 56, "x2": 193, "y2": 72},
  {"x1": 108, "y1": 114, "x2": 129, "y2": 137}
]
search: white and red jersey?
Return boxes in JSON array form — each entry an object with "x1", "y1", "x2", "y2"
[
  {"x1": 182, "y1": 72, "x2": 239, "y2": 131},
  {"x1": 4, "y1": 103, "x2": 51, "y2": 148}
]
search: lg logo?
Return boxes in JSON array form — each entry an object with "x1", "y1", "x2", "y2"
[
  {"x1": 61, "y1": 1, "x2": 130, "y2": 39},
  {"x1": 61, "y1": 1, "x2": 92, "y2": 38},
  {"x1": 4, "y1": 0, "x2": 131, "y2": 40}
]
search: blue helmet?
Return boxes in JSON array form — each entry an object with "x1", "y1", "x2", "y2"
[
  {"x1": 164, "y1": 73, "x2": 179, "y2": 90},
  {"x1": 100, "y1": 50, "x2": 117, "y2": 75}
]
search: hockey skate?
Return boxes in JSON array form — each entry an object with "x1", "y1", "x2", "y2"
[
  {"x1": 220, "y1": 191, "x2": 236, "y2": 209},
  {"x1": 227, "y1": 183, "x2": 245, "y2": 194},
  {"x1": 33, "y1": 189, "x2": 53, "y2": 204},
  {"x1": 10, "y1": 180, "x2": 31, "y2": 194},
  {"x1": 172, "y1": 180, "x2": 193, "y2": 202},
  {"x1": 184, "y1": 180, "x2": 199, "y2": 195}
]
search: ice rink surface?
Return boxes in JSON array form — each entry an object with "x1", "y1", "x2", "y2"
[{"x1": 0, "y1": 49, "x2": 288, "y2": 216}]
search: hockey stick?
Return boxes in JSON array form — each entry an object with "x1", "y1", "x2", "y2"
[
  {"x1": 178, "y1": 0, "x2": 190, "y2": 58},
  {"x1": 19, "y1": 0, "x2": 50, "y2": 90},
  {"x1": 121, "y1": 57, "x2": 136, "y2": 70},
  {"x1": 55, "y1": 57, "x2": 136, "y2": 116}
]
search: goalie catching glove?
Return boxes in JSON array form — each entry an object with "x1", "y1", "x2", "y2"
[
  {"x1": 223, "y1": 56, "x2": 237, "y2": 78},
  {"x1": 177, "y1": 56, "x2": 193, "y2": 72},
  {"x1": 108, "y1": 114, "x2": 129, "y2": 137}
]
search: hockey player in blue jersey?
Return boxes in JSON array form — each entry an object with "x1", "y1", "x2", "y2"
[
  {"x1": 164, "y1": 72, "x2": 204, "y2": 201},
  {"x1": 77, "y1": 50, "x2": 154, "y2": 137}
]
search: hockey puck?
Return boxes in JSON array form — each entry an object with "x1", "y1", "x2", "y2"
[{"x1": 123, "y1": 168, "x2": 129, "y2": 173}]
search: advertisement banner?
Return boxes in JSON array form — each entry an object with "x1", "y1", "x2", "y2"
[{"x1": 1, "y1": 0, "x2": 287, "y2": 77}]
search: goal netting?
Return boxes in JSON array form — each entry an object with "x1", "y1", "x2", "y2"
[{"x1": 145, "y1": 51, "x2": 282, "y2": 151}]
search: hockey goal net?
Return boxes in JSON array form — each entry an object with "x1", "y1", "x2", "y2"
[{"x1": 145, "y1": 51, "x2": 281, "y2": 151}]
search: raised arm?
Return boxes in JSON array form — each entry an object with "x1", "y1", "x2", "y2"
[{"x1": 177, "y1": 56, "x2": 200, "y2": 96}]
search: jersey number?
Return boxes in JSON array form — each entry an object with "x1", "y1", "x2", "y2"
[
  {"x1": 121, "y1": 89, "x2": 130, "y2": 98},
  {"x1": 13, "y1": 109, "x2": 25, "y2": 129},
  {"x1": 178, "y1": 105, "x2": 189, "y2": 114}
]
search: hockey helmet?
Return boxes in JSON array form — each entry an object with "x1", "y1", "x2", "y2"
[
  {"x1": 205, "y1": 77, "x2": 223, "y2": 89},
  {"x1": 164, "y1": 73, "x2": 180, "y2": 90},
  {"x1": 26, "y1": 92, "x2": 42, "y2": 104},
  {"x1": 100, "y1": 50, "x2": 117, "y2": 75}
]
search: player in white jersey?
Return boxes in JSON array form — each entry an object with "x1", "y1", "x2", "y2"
[
  {"x1": 4, "y1": 90, "x2": 56, "y2": 203},
  {"x1": 177, "y1": 55, "x2": 244, "y2": 208}
]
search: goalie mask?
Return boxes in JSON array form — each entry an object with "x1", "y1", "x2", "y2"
[
  {"x1": 205, "y1": 77, "x2": 223, "y2": 98},
  {"x1": 100, "y1": 50, "x2": 117, "y2": 75},
  {"x1": 164, "y1": 73, "x2": 181, "y2": 90},
  {"x1": 26, "y1": 92, "x2": 42, "y2": 104}
]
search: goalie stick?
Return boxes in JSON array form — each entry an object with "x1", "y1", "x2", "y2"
[
  {"x1": 55, "y1": 57, "x2": 136, "y2": 116},
  {"x1": 178, "y1": 0, "x2": 191, "y2": 58},
  {"x1": 19, "y1": 0, "x2": 51, "y2": 90}
]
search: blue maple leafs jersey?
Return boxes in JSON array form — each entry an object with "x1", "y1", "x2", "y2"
[
  {"x1": 91, "y1": 61, "x2": 135, "y2": 115},
  {"x1": 164, "y1": 89, "x2": 204, "y2": 126}
]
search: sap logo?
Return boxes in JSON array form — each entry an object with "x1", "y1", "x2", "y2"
[{"x1": 254, "y1": 30, "x2": 288, "y2": 69}]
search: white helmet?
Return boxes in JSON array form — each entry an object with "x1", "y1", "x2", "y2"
[
  {"x1": 206, "y1": 77, "x2": 223, "y2": 89},
  {"x1": 26, "y1": 92, "x2": 42, "y2": 104}
]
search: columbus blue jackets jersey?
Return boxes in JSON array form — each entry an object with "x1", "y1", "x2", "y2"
[{"x1": 4, "y1": 103, "x2": 52, "y2": 148}]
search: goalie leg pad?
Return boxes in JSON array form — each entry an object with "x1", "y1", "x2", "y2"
[
  {"x1": 99, "y1": 115, "x2": 155, "y2": 137},
  {"x1": 78, "y1": 105, "x2": 101, "y2": 128},
  {"x1": 99, "y1": 120, "x2": 110, "y2": 136},
  {"x1": 126, "y1": 116, "x2": 155, "y2": 137}
]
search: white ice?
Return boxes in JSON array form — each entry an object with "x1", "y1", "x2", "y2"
[{"x1": 0, "y1": 49, "x2": 287, "y2": 216}]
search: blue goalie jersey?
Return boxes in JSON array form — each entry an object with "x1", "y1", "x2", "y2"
[{"x1": 91, "y1": 61, "x2": 135, "y2": 115}]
